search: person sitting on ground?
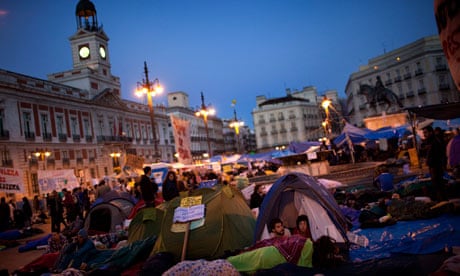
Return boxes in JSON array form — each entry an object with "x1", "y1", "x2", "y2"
[
  {"x1": 54, "y1": 229, "x2": 97, "y2": 273},
  {"x1": 292, "y1": 215, "x2": 312, "y2": 240},
  {"x1": 62, "y1": 215, "x2": 84, "y2": 241},
  {"x1": 269, "y1": 218, "x2": 291, "y2": 238},
  {"x1": 47, "y1": 232, "x2": 69, "y2": 254}
]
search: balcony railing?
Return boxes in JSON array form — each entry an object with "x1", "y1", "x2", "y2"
[
  {"x1": 384, "y1": 80, "x2": 393, "y2": 86},
  {"x1": 24, "y1": 131, "x2": 35, "y2": 141},
  {"x1": 73, "y1": 134, "x2": 81, "y2": 142},
  {"x1": 406, "y1": 91, "x2": 415, "y2": 97},
  {"x1": 76, "y1": 158, "x2": 84, "y2": 165},
  {"x1": 43, "y1": 132, "x2": 52, "y2": 141},
  {"x1": 439, "y1": 83, "x2": 450, "y2": 90},
  {"x1": 58, "y1": 133, "x2": 67, "y2": 142},
  {"x1": 62, "y1": 158, "x2": 70, "y2": 167},
  {"x1": 85, "y1": 135, "x2": 93, "y2": 142},
  {"x1": 415, "y1": 69, "x2": 423, "y2": 76},
  {"x1": 418, "y1": 88, "x2": 427, "y2": 95},
  {"x1": 1, "y1": 159, "x2": 13, "y2": 167},
  {"x1": 260, "y1": 131, "x2": 268, "y2": 137},
  {"x1": 394, "y1": 76, "x2": 402, "y2": 83},
  {"x1": 403, "y1": 73, "x2": 412, "y2": 79},
  {"x1": 435, "y1": 64, "x2": 447, "y2": 71},
  {"x1": 258, "y1": 119, "x2": 266, "y2": 124},
  {"x1": 0, "y1": 130, "x2": 9, "y2": 140}
]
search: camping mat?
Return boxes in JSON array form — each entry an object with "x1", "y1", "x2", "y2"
[{"x1": 349, "y1": 214, "x2": 460, "y2": 262}]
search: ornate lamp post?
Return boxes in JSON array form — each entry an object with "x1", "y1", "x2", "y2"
[
  {"x1": 229, "y1": 107, "x2": 244, "y2": 153},
  {"x1": 195, "y1": 92, "x2": 215, "y2": 158},
  {"x1": 321, "y1": 96, "x2": 332, "y2": 139},
  {"x1": 135, "y1": 61, "x2": 163, "y2": 161},
  {"x1": 34, "y1": 150, "x2": 51, "y2": 170}
]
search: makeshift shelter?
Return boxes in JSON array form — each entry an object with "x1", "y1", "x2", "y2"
[
  {"x1": 255, "y1": 172, "x2": 349, "y2": 244},
  {"x1": 84, "y1": 197, "x2": 134, "y2": 234},
  {"x1": 333, "y1": 123, "x2": 371, "y2": 147},
  {"x1": 152, "y1": 185, "x2": 256, "y2": 261}
]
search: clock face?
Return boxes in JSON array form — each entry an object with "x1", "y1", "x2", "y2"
[
  {"x1": 99, "y1": 46, "x2": 106, "y2": 59},
  {"x1": 79, "y1": 46, "x2": 90, "y2": 59}
]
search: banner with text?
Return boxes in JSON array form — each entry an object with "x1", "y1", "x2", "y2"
[
  {"x1": 38, "y1": 170, "x2": 79, "y2": 194},
  {"x1": 170, "y1": 115, "x2": 192, "y2": 165},
  {"x1": 0, "y1": 167, "x2": 24, "y2": 193}
]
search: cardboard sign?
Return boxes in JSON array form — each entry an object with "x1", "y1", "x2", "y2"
[
  {"x1": 180, "y1": 196, "x2": 202, "y2": 207},
  {"x1": 173, "y1": 204, "x2": 205, "y2": 223}
]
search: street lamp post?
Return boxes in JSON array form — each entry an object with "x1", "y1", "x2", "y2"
[
  {"x1": 321, "y1": 96, "x2": 332, "y2": 139},
  {"x1": 34, "y1": 150, "x2": 51, "y2": 170},
  {"x1": 229, "y1": 108, "x2": 244, "y2": 153},
  {"x1": 135, "y1": 61, "x2": 163, "y2": 161},
  {"x1": 195, "y1": 92, "x2": 215, "y2": 158}
]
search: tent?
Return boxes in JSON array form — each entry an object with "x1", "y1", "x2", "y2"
[
  {"x1": 127, "y1": 207, "x2": 164, "y2": 243},
  {"x1": 333, "y1": 123, "x2": 371, "y2": 147},
  {"x1": 152, "y1": 185, "x2": 256, "y2": 261},
  {"x1": 84, "y1": 197, "x2": 135, "y2": 234},
  {"x1": 255, "y1": 172, "x2": 349, "y2": 244}
]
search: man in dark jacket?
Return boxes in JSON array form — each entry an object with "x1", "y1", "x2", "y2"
[
  {"x1": 139, "y1": 166, "x2": 158, "y2": 207},
  {"x1": 422, "y1": 126, "x2": 447, "y2": 201}
]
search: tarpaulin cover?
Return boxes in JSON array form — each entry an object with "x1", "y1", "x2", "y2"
[{"x1": 350, "y1": 214, "x2": 460, "y2": 262}]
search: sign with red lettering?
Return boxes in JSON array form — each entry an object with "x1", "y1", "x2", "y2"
[
  {"x1": 0, "y1": 167, "x2": 24, "y2": 193},
  {"x1": 170, "y1": 115, "x2": 192, "y2": 165}
]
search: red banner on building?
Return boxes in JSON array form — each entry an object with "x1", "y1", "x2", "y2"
[{"x1": 170, "y1": 115, "x2": 192, "y2": 165}]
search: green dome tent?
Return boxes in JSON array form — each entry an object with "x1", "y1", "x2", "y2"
[{"x1": 152, "y1": 185, "x2": 256, "y2": 261}]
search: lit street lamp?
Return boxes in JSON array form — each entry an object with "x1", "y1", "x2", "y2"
[
  {"x1": 135, "y1": 61, "x2": 163, "y2": 161},
  {"x1": 229, "y1": 106, "x2": 244, "y2": 153},
  {"x1": 195, "y1": 92, "x2": 215, "y2": 158},
  {"x1": 34, "y1": 150, "x2": 51, "y2": 170},
  {"x1": 321, "y1": 96, "x2": 332, "y2": 138}
]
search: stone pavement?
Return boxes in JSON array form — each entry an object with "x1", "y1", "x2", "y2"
[{"x1": 0, "y1": 221, "x2": 51, "y2": 275}]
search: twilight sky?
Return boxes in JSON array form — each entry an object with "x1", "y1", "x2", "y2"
[{"x1": 0, "y1": 0, "x2": 438, "y2": 128}]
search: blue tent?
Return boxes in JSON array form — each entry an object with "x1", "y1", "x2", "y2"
[
  {"x1": 255, "y1": 173, "x2": 349, "y2": 243},
  {"x1": 333, "y1": 123, "x2": 371, "y2": 147}
]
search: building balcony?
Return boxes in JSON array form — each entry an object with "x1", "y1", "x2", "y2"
[
  {"x1": 435, "y1": 64, "x2": 447, "y2": 71},
  {"x1": 270, "y1": 130, "x2": 278, "y2": 135},
  {"x1": 24, "y1": 131, "x2": 35, "y2": 141},
  {"x1": 279, "y1": 128, "x2": 287, "y2": 133},
  {"x1": 1, "y1": 159, "x2": 13, "y2": 167},
  {"x1": 398, "y1": 94, "x2": 405, "y2": 100},
  {"x1": 73, "y1": 134, "x2": 81, "y2": 142},
  {"x1": 0, "y1": 130, "x2": 9, "y2": 140},
  {"x1": 76, "y1": 158, "x2": 84, "y2": 166},
  {"x1": 89, "y1": 157, "x2": 95, "y2": 164},
  {"x1": 415, "y1": 69, "x2": 423, "y2": 76},
  {"x1": 385, "y1": 80, "x2": 393, "y2": 86},
  {"x1": 406, "y1": 91, "x2": 415, "y2": 98},
  {"x1": 269, "y1": 118, "x2": 276, "y2": 123},
  {"x1": 278, "y1": 117, "x2": 284, "y2": 121},
  {"x1": 403, "y1": 73, "x2": 412, "y2": 80},
  {"x1": 394, "y1": 76, "x2": 402, "y2": 83},
  {"x1": 439, "y1": 83, "x2": 450, "y2": 90},
  {"x1": 260, "y1": 131, "x2": 268, "y2": 137},
  {"x1": 290, "y1": 127, "x2": 298, "y2": 132},
  {"x1": 289, "y1": 115, "x2": 296, "y2": 119},
  {"x1": 58, "y1": 133, "x2": 67, "y2": 142},
  {"x1": 85, "y1": 135, "x2": 93, "y2": 142},
  {"x1": 43, "y1": 132, "x2": 52, "y2": 141},
  {"x1": 418, "y1": 88, "x2": 427, "y2": 95},
  {"x1": 258, "y1": 119, "x2": 266, "y2": 124},
  {"x1": 62, "y1": 158, "x2": 70, "y2": 167}
]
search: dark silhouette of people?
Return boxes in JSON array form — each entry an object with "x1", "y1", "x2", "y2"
[
  {"x1": 139, "y1": 166, "x2": 158, "y2": 207},
  {"x1": 162, "y1": 171, "x2": 180, "y2": 201},
  {"x1": 422, "y1": 126, "x2": 447, "y2": 201}
]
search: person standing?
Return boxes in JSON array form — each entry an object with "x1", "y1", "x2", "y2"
[
  {"x1": 162, "y1": 171, "x2": 179, "y2": 201},
  {"x1": 0, "y1": 197, "x2": 10, "y2": 231},
  {"x1": 22, "y1": 197, "x2": 33, "y2": 229},
  {"x1": 250, "y1": 185, "x2": 265, "y2": 209},
  {"x1": 447, "y1": 128, "x2": 460, "y2": 178},
  {"x1": 139, "y1": 166, "x2": 158, "y2": 207},
  {"x1": 48, "y1": 190, "x2": 65, "y2": 233},
  {"x1": 422, "y1": 126, "x2": 447, "y2": 201}
]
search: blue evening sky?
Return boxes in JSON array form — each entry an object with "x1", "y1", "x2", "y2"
[{"x1": 0, "y1": 0, "x2": 437, "y2": 128}]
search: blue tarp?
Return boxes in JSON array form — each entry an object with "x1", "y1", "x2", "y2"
[
  {"x1": 364, "y1": 125, "x2": 410, "y2": 140},
  {"x1": 287, "y1": 141, "x2": 321, "y2": 153},
  {"x1": 350, "y1": 214, "x2": 460, "y2": 262}
]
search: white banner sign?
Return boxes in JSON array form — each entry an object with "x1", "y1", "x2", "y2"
[
  {"x1": 0, "y1": 167, "x2": 24, "y2": 193},
  {"x1": 38, "y1": 170, "x2": 79, "y2": 194},
  {"x1": 170, "y1": 115, "x2": 193, "y2": 165},
  {"x1": 173, "y1": 204, "x2": 205, "y2": 223}
]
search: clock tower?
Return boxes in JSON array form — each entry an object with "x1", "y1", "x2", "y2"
[{"x1": 48, "y1": 0, "x2": 121, "y2": 98}]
